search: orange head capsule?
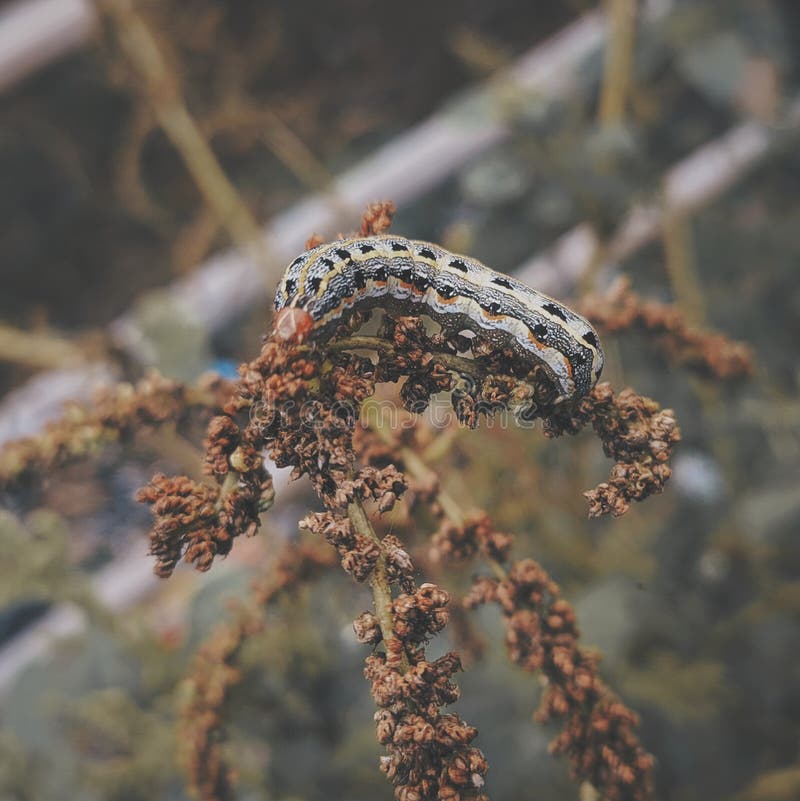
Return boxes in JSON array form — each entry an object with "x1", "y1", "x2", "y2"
[{"x1": 273, "y1": 307, "x2": 314, "y2": 344}]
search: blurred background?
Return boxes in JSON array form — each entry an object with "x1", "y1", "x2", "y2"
[{"x1": 0, "y1": 0, "x2": 799, "y2": 799}]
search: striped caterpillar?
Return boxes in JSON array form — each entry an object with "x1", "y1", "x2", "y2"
[{"x1": 274, "y1": 235, "x2": 604, "y2": 402}]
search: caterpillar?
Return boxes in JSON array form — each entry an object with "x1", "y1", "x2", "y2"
[{"x1": 274, "y1": 235, "x2": 604, "y2": 402}]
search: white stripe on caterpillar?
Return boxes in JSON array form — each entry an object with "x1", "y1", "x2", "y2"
[{"x1": 274, "y1": 235, "x2": 604, "y2": 401}]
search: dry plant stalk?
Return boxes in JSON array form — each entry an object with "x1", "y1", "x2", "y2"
[
  {"x1": 366, "y1": 425, "x2": 656, "y2": 800},
  {"x1": 582, "y1": 278, "x2": 754, "y2": 382},
  {"x1": 95, "y1": 0, "x2": 266, "y2": 259},
  {"x1": 464, "y1": 541, "x2": 655, "y2": 801},
  {"x1": 0, "y1": 372, "x2": 233, "y2": 492},
  {"x1": 0, "y1": 322, "x2": 87, "y2": 370},
  {"x1": 177, "y1": 540, "x2": 335, "y2": 801},
  {"x1": 425, "y1": 462, "x2": 655, "y2": 797},
  {"x1": 598, "y1": 0, "x2": 637, "y2": 127}
]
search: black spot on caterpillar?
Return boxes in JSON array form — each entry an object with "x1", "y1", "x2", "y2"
[
  {"x1": 352, "y1": 269, "x2": 367, "y2": 290},
  {"x1": 275, "y1": 235, "x2": 604, "y2": 400},
  {"x1": 542, "y1": 301, "x2": 568, "y2": 322}
]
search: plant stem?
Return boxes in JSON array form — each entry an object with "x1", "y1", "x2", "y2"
[
  {"x1": 375, "y1": 424, "x2": 509, "y2": 582},
  {"x1": 347, "y1": 496, "x2": 408, "y2": 670},
  {"x1": 327, "y1": 335, "x2": 488, "y2": 378},
  {"x1": 598, "y1": 0, "x2": 637, "y2": 127},
  {"x1": 0, "y1": 323, "x2": 87, "y2": 369}
]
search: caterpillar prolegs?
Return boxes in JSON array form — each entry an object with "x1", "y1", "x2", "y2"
[{"x1": 273, "y1": 235, "x2": 604, "y2": 402}]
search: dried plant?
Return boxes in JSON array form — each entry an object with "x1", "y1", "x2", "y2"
[
  {"x1": 581, "y1": 278, "x2": 754, "y2": 382},
  {"x1": 0, "y1": 372, "x2": 232, "y2": 492},
  {"x1": 437, "y1": 516, "x2": 655, "y2": 801},
  {"x1": 130, "y1": 205, "x2": 688, "y2": 800},
  {"x1": 177, "y1": 540, "x2": 335, "y2": 801},
  {"x1": 1, "y1": 203, "x2": 762, "y2": 801}
]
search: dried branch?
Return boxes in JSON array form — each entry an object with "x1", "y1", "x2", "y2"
[
  {"x1": 362, "y1": 419, "x2": 655, "y2": 800},
  {"x1": 464, "y1": 551, "x2": 654, "y2": 801},
  {"x1": 177, "y1": 540, "x2": 335, "y2": 801},
  {"x1": 0, "y1": 372, "x2": 232, "y2": 492},
  {"x1": 582, "y1": 278, "x2": 754, "y2": 382},
  {"x1": 544, "y1": 382, "x2": 680, "y2": 518},
  {"x1": 598, "y1": 0, "x2": 637, "y2": 127},
  {"x1": 0, "y1": 323, "x2": 87, "y2": 370},
  {"x1": 94, "y1": 0, "x2": 266, "y2": 259}
]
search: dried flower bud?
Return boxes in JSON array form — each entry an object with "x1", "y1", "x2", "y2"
[{"x1": 354, "y1": 611, "x2": 382, "y2": 644}]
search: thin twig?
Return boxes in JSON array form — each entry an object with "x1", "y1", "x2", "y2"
[
  {"x1": 95, "y1": 0, "x2": 268, "y2": 262},
  {"x1": 0, "y1": 323, "x2": 86, "y2": 369},
  {"x1": 598, "y1": 0, "x2": 637, "y2": 126},
  {"x1": 327, "y1": 335, "x2": 489, "y2": 379},
  {"x1": 661, "y1": 211, "x2": 706, "y2": 325}
]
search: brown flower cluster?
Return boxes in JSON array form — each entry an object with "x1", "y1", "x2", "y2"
[
  {"x1": 295, "y1": 457, "x2": 487, "y2": 800},
  {"x1": 137, "y1": 400, "x2": 276, "y2": 577},
  {"x1": 430, "y1": 513, "x2": 513, "y2": 565},
  {"x1": 300, "y1": 465, "x2": 410, "y2": 582},
  {"x1": 545, "y1": 383, "x2": 681, "y2": 517},
  {"x1": 364, "y1": 585, "x2": 489, "y2": 801},
  {"x1": 336, "y1": 315, "x2": 561, "y2": 430},
  {"x1": 301, "y1": 510, "x2": 377, "y2": 583},
  {"x1": 352, "y1": 424, "x2": 442, "y2": 517},
  {"x1": 582, "y1": 278, "x2": 754, "y2": 381},
  {"x1": 136, "y1": 336, "x2": 377, "y2": 575},
  {"x1": 237, "y1": 339, "x2": 377, "y2": 505},
  {"x1": 0, "y1": 371, "x2": 232, "y2": 491},
  {"x1": 135, "y1": 467, "x2": 273, "y2": 577},
  {"x1": 177, "y1": 541, "x2": 335, "y2": 801},
  {"x1": 360, "y1": 199, "x2": 397, "y2": 236},
  {"x1": 373, "y1": 316, "x2": 457, "y2": 412},
  {"x1": 466, "y1": 559, "x2": 653, "y2": 801},
  {"x1": 303, "y1": 200, "x2": 396, "y2": 253},
  {"x1": 431, "y1": 516, "x2": 653, "y2": 801}
]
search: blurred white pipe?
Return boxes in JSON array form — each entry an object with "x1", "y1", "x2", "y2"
[
  {"x1": 0, "y1": 364, "x2": 116, "y2": 444},
  {"x1": 517, "y1": 112, "x2": 799, "y2": 295},
  {"x1": 0, "y1": 0, "x2": 95, "y2": 91}
]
